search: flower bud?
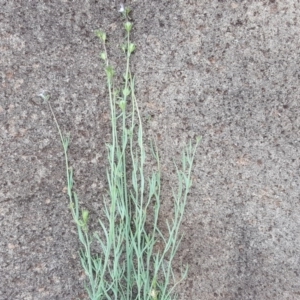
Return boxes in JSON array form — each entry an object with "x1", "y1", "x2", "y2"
[
  {"x1": 100, "y1": 52, "x2": 107, "y2": 60},
  {"x1": 122, "y1": 87, "x2": 130, "y2": 97},
  {"x1": 128, "y1": 43, "x2": 136, "y2": 54},
  {"x1": 95, "y1": 30, "x2": 106, "y2": 42},
  {"x1": 119, "y1": 100, "x2": 126, "y2": 111},
  {"x1": 105, "y1": 66, "x2": 115, "y2": 80},
  {"x1": 124, "y1": 21, "x2": 133, "y2": 33},
  {"x1": 82, "y1": 209, "x2": 89, "y2": 224}
]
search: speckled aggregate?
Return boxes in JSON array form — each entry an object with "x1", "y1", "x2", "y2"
[{"x1": 1, "y1": 1, "x2": 300, "y2": 299}]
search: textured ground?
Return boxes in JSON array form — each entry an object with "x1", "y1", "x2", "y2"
[{"x1": 1, "y1": 0, "x2": 300, "y2": 299}]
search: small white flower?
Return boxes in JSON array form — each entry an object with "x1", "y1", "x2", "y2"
[
  {"x1": 38, "y1": 90, "x2": 50, "y2": 101},
  {"x1": 119, "y1": 2, "x2": 125, "y2": 13},
  {"x1": 150, "y1": 289, "x2": 158, "y2": 299}
]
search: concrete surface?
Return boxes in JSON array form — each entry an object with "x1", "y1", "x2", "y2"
[{"x1": 1, "y1": 0, "x2": 300, "y2": 299}]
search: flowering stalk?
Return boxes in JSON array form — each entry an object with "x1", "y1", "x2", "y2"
[{"x1": 46, "y1": 5, "x2": 200, "y2": 300}]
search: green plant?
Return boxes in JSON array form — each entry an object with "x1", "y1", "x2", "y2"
[{"x1": 42, "y1": 6, "x2": 200, "y2": 300}]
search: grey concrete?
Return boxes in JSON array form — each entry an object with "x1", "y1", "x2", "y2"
[{"x1": 1, "y1": 0, "x2": 300, "y2": 299}]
